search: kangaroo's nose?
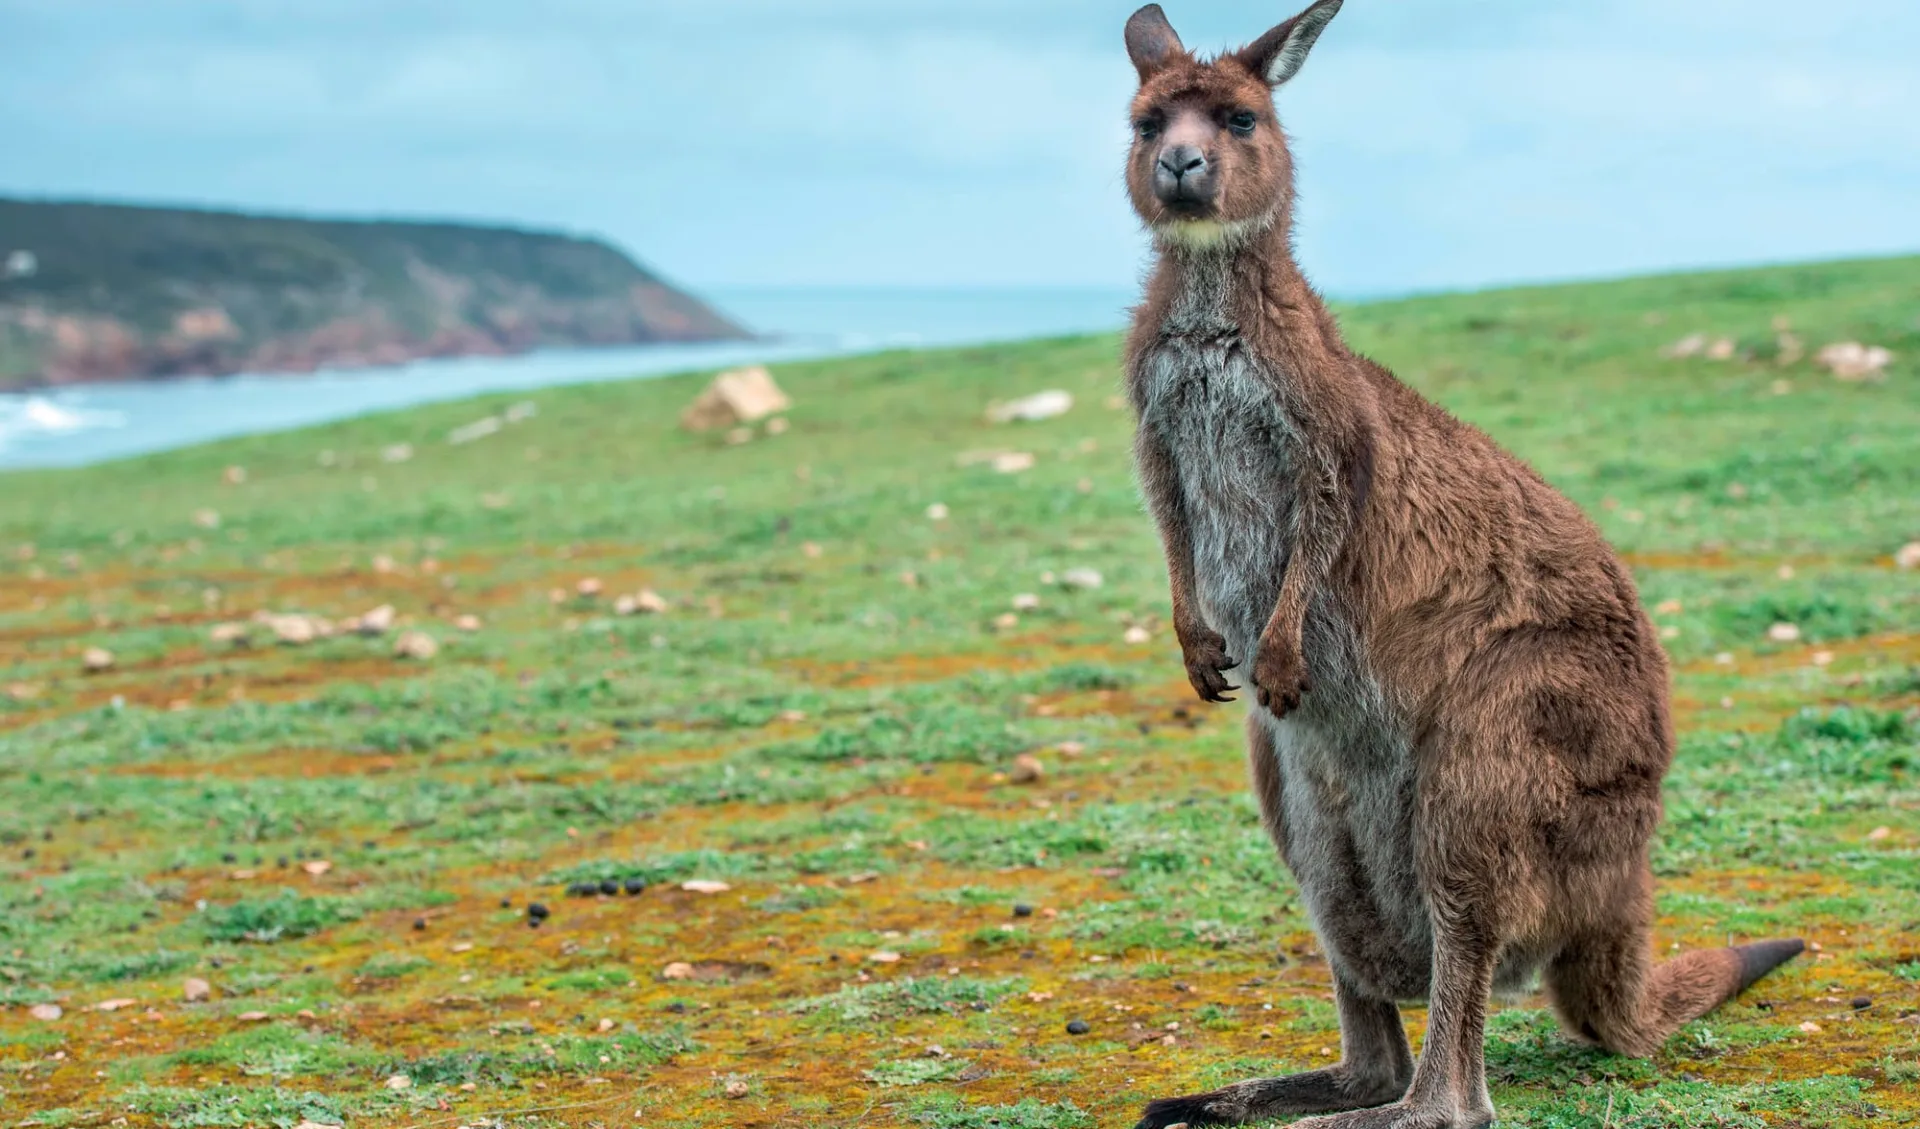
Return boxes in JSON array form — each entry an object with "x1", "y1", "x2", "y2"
[{"x1": 1158, "y1": 146, "x2": 1207, "y2": 180}]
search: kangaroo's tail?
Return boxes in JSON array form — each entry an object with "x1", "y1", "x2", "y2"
[{"x1": 1546, "y1": 935, "x2": 1804, "y2": 1057}]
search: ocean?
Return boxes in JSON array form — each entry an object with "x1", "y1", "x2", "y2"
[{"x1": 0, "y1": 285, "x2": 1134, "y2": 470}]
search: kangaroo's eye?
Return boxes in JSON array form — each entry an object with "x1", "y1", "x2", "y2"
[
  {"x1": 1135, "y1": 117, "x2": 1162, "y2": 139},
  {"x1": 1227, "y1": 110, "x2": 1258, "y2": 137}
]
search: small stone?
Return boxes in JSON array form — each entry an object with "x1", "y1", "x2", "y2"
[
  {"x1": 237, "y1": 1010, "x2": 270, "y2": 1021},
  {"x1": 1060, "y1": 567, "x2": 1103, "y2": 590},
  {"x1": 1011, "y1": 593, "x2": 1040, "y2": 611},
  {"x1": 1012, "y1": 903, "x2": 1034, "y2": 918},
  {"x1": 681, "y1": 880, "x2": 731, "y2": 894},
  {"x1": 94, "y1": 997, "x2": 136, "y2": 1011},
  {"x1": 1896, "y1": 542, "x2": 1920, "y2": 570},
  {"x1": 1810, "y1": 651, "x2": 1834, "y2": 667},
  {"x1": 598, "y1": 1017, "x2": 616, "y2": 1032},
  {"x1": 293, "y1": 1121, "x2": 343, "y2": 1129},
  {"x1": 1868, "y1": 826, "x2": 1892, "y2": 841},
  {"x1": 1009, "y1": 753, "x2": 1045, "y2": 784},
  {"x1": 301, "y1": 859, "x2": 332, "y2": 876},
  {"x1": 29, "y1": 1003, "x2": 61, "y2": 1021},
  {"x1": 82, "y1": 646, "x2": 115, "y2": 673},
  {"x1": 209, "y1": 622, "x2": 249, "y2": 644},
  {"x1": 393, "y1": 631, "x2": 439, "y2": 660},
  {"x1": 385, "y1": 1073, "x2": 412, "y2": 1090},
  {"x1": 1766, "y1": 622, "x2": 1800, "y2": 643},
  {"x1": 990, "y1": 451, "x2": 1036, "y2": 474},
  {"x1": 926, "y1": 502, "x2": 949, "y2": 521},
  {"x1": 355, "y1": 605, "x2": 396, "y2": 636},
  {"x1": 1798, "y1": 1021, "x2": 1821, "y2": 1033},
  {"x1": 764, "y1": 417, "x2": 790, "y2": 436},
  {"x1": 1066, "y1": 1019, "x2": 1090, "y2": 1035},
  {"x1": 577, "y1": 577, "x2": 603, "y2": 597},
  {"x1": 1123, "y1": 625, "x2": 1152, "y2": 645},
  {"x1": 455, "y1": 614, "x2": 483, "y2": 632},
  {"x1": 183, "y1": 978, "x2": 211, "y2": 1002},
  {"x1": 723, "y1": 1079, "x2": 750, "y2": 1099},
  {"x1": 869, "y1": 950, "x2": 902, "y2": 963},
  {"x1": 192, "y1": 507, "x2": 221, "y2": 529},
  {"x1": 725, "y1": 426, "x2": 754, "y2": 445},
  {"x1": 993, "y1": 612, "x2": 1019, "y2": 631},
  {"x1": 662, "y1": 962, "x2": 696, "y2": 980}
]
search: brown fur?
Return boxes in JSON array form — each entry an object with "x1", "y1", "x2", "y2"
[{"x1": 1119, "y1": 6, "x2": 1802, "y2": 1127}]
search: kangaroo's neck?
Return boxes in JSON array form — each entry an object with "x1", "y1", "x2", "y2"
[{"x1": 1149, "y1": 222, "x2": 1343, "y2": 360}]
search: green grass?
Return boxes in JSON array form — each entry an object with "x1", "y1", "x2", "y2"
[{"x1": 0, "y1": 254, "x2": 1916, "y2": 1127}]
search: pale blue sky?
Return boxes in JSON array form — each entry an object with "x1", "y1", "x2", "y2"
[{"x1": 2, "y1": 1, "x2": 1916, "y2": 293}]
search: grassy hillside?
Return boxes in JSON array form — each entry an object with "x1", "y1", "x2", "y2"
[
  {"x1": 0, "y1": 255, "x2": 1915, "y2": 1128},
  {"x1": 0, "y1": 198, "x2": 745, "y2": 388}
]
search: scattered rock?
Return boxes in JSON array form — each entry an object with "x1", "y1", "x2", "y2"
[
  {"x1": 1704, "y1": 337, "x2": 1736, "y2": 361},
  {"x1": 1122, "y1": 625, "x2": 1152, "y2": 645},
  {"x1": 1814, "y1": 341, "x2": 1893, "y2": 381},
  {"x1": 223, "y1": 465, "x2": 247, "y2": 485},
  {"x1": 354, "y1": 604, "x2": 397, "y2": 636},
  {"x1": 505, "y1": 400, "x2": 538, "y2": 423},
  {"x1": 577, "y1": 577, "x2": 603, "y2": 597},
  {"x1": 725, "y1": 426, "x2": 754, "y2": 445},
  {"x1": 801, "y1": 541, "x2": 823, "y2": 559},
  {"x1": 723, "y1": 1079, "x2": 751, "y2": 1099},
  {"x1": 301, "y1": 859, "x2": 332, "y2": 876},
  {"x1": 480, "y1": 491, "x2": 511, "y2": 510},
  {"x1": 869, "y1": 950, "x2": 902, "y2": 964},
  {"x1": 448, "y1": 416, "x2": 503, "y2": 445},
  {"x1": 1011, "y1": 593, "x2": 1040, "y2": 611},
  {"x1": 82, "y1": 646, "x2": 115, "y2": 673},
  {"x1": 1066, "y1": 1019, "x2": 1090, "y2": 1035},
  {"x1": 1009, "y1": 753, "x2": 1046, "y2": 784},
  {"x1": 454, "y1": 614, "x2": 483, "y2": 632},
  {"x1": 681, "y1": 880, "x2": 731, "y2": 894},
  {"x1": 28, "y1": 1003, "x2": 61, "y2": 1021},
  {"x1": 681, "y1": 366, "x2": 791, "y2": 431},
  {"x1": 1868, "y1": 826, "x2": 1892, "y2": 841},
  {"x1": 293, "y1": 1122, "x2": 343, "y2": 1129},
  {"x1": 926, "y1": 502, "x2": 950, "y2": 521},
  {"x1": 381, "y1": 443, "x2": 414, "y2": 464},
  {"x1": 5, "y1": 681, "x2": 40, "y2": 701},
  {"x1": 209, "y1": 622, "x2": 249, "y2": 645},
  {"x1": 183, "y1": 978, "x2": 212, "y2": 1003},
  {"x1": 986, "y1": 389, "x2": 1073, "y2": 423},
  {"x1": 1766, "y1": 623, "x2": 1801, "y2": 643},
  {"x1": 192, "y1": 508, "x2": 221, "y2": 529},
  {"x1": 1798, "y1": 1021, "x2": 1821, "y2": 1034},
  {"x1": 991, "y1": 451, "x2": 1036, "y2": 474},
  {"x1": 993, "y1": 613, "x2": 1020, "y2": 631},
  {"x1": 384, "y1": 1074, "x2": 412, "y2": 1091},
  {"x1": 393, "y1": 631, "x2": 439, "y2": 660},
  {"x1": 1060, "y1": 567, "x2": 1103, "y2": 590},
  {"x1": 662, "y1": 962, "x2": 697, "y2": 980},
  {"x1": 237, "y1": 1010, "x2": 270, "y2": 1021},
  {"x1": 764, "y1": 417, "x2": 790, "y2": 436},
  {"x1": 615, "y1": 589, "x2": 670, "y2": 616},
  {"x1": 94, "y1": 998, "x2": 137, "y2": 1011},
  {"x1": 1895, "y1": 542, "x2": 1920, "y2": 570},
  {"x1": 1661, "y1": 333, "x2": 1707, "y2": 358}
]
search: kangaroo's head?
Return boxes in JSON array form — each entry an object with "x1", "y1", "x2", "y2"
[{"x1": 1123, "y1": 0, "x2": 1342, "y2": 252}]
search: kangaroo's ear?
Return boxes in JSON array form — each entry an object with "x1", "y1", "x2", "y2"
[
  {"x1": 1237, "y1": 0, "x2": 1343, "y2": 88},
  {"x1": 1125, "y1": 5, "x2": 1186, "y2": 83}
]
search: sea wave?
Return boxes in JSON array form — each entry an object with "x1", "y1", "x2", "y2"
[{"x1": 0, "y1": 395, "x2": 128, "y2": 452}]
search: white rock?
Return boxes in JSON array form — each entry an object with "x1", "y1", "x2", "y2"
[
  {"x1": 1123, "y1": 625, "x2": 1152, "y2": 645},
  {"x1": 183, "y1": 977, "x2": 212, "y2": 1003},
  {"x1": 986, "y1": 389, "x2": 1074, "y2": 423},
  {"x1": 926, "y1": 502, "x2": 949, "y2": 521},
  {"x1": 681, "y1": 366, "x2": 791, "y2": 430},
  {"x1": 355, "y1": 605, "x2": 396, "y2": 636},
  {"x1": 635, "y1": 589, "x2": 669, "y2": 614},
  {"x1": 681, "y1": 880, "x2": 731, "y2": 894},
  {"x1": 454, "y1": 614, "x2": 483, "y2": 632},
  {"x1": 447, "y1": 417, "x2": 503, "y2": 445},
  {"x1": 1815, "y1": 341, "x2": 1893, "y2": 381},
  {"x1": 381, "y1": 443, "x2": 414, "y2": 464},
  {"x1": 1661, "y1": 333, "x2": 1707, "y2": 359},
  {"x1": 1767, "y1": 623, "x2": 1801, "y2": 643},
  {"x1": 1009, "y1": 753, "x2": 1045, "y2": 784},
  {"x1": 82, "y1": 646, "x2": 115, "y2": 673},
  {"x1": 393, "y1": 631, "x2": 439, "y2": 660},
  {"x1": 1061, "y1": 567, "x2": 1103, "y2": 590},
  {"x1": 1011, "y1": 593, "x2": 1040, "y2": 611},
  {"x1": 990, "y1": 451, "x2": 1036, "y2": 474},
  {"x1": 1895, "y1": 542, "x2": 1920, "y2": 570},
  {"x1": 28, "y1": 1003, "x2": 61, "y2": 1021},
  {"x1": 504, "y1": 400, "x2": 538, "y2": 423},
  {"x1": 385, "y1": 1074, "x2": 412, "y2": 1090},
  {"x1": 208, "y1": 622, "x2": 249, "y2": 644},
  {"x1": 662, "y1": 962, "x2": 697, "y2": 980},
  {"x1": 191, "y1": 508, "x2": 221, "y2": 529}
]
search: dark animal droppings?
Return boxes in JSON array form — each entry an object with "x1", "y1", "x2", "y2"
[
  {"x1": 598, "y1": 879, "x2": 619, "y2": 896},
  {"x1": 1066, "y1": 1019, "x2": 1090, "y2": 1035},
  {"x1": 624, "y1": 878, "x2": 646, "y2": 895},
  {"x1": 527, "y1": 902, "x2": 550, "y2": 920},
  {"x1": 1012, "y1": 903, "x2": 1034, "y2": 917},
  {"x1": 412, "y1": 917, "x2": 428, "y2": 931}
]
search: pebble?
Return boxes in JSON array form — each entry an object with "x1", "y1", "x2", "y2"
[
  {"x1": 82, "y1": 646, "x2": 115, "y2": 673},
  {"x1": 1897, "y1": 542, "x2": 1920, "y2": 570},
  {"x1": 183, "y1": 978, "x2": 211, "y2": 1003},
  {"x1": 662, "y1": 962, "x2": 696, "y2": 980},
  {"x1": 724, "y1": 1079, "x2": 750, "y2": 1099},
  {"x1": 1066, "y1": 1019, "x2": 1090, "y2": 1035},
  {"x1": 1009, "y1": 753, "x2": 1045, "y2": 784},
  {"x1": 28, "y1": 1003, "x2": 61, "y2": 1021},
  {"x1": 1767, "y1": 622, "x2": 1801, "y2": 643},
  {"x1": 393, "y1": 631, "x2": 439, "y2": 660},
  {"x1": 681, "y1": 880, "x2": 731, "y2": 894},
  {"x1": 385, "y1": 1074, "x2": 412, "y2": 1091},
  {"x1": 1061, "y1": 567, "x2": 1103, "y2": 590}
]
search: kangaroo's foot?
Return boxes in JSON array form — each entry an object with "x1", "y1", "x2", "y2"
[{"x1": 1132, "y1": 1064, "x2": 1408, "y2": 1128}]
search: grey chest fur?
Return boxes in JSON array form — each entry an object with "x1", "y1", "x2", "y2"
[{"x1": 1137, "y1": 274, "x2": 1433, "y2": 1000}]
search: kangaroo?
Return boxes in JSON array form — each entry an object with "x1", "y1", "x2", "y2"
[{"x1": 1119, "y1": 4, "x2": 1803, "y2": 1127}]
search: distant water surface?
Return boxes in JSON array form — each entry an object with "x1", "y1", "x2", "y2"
[{"x1": 0, "y1": 285, "x2": 1132, "y2": 469}]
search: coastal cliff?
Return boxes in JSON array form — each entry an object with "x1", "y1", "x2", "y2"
[{"x1": 0, "y1": 199, "x2": 747, "y2": 389}]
